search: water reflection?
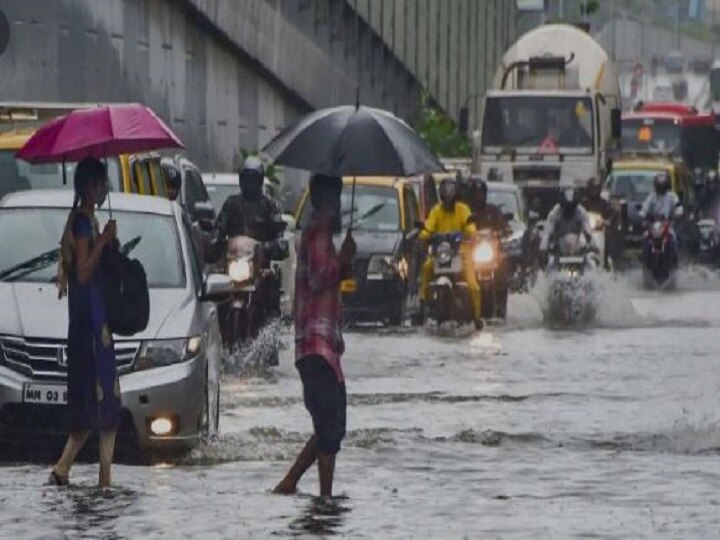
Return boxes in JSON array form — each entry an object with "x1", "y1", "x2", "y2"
[
  {"x1": 45, "y1": 484, "x2": 140, "y2": 538},
  {"x1": 287, "y1": 495, "x2": 352, "y2": 537}
]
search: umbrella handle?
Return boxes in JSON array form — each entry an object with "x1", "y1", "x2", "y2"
[{"x1": 348, "y1": 176, "x2": 356, "y2": 234}]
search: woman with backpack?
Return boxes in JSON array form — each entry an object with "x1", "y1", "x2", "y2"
[{"x1": 49, "y1": 157, "x2": 120, "y2": 487}]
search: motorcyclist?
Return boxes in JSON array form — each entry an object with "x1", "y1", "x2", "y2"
[
  {"x1": 418, "y1": 177, "x2": 481, "y2": 327},
  {"x1": 214, "y1": 156, "x2": 283, "y2": 244},
  {"x1": 581, "y1": 176, "x2": 618, "y2": 268},
  {"x1": 463, "y1": 176, "x2": 512, "y2": 236},
  {"x1": 639, "y1": 172, "x2": 680, "y2": 265},
  {"x1": 213, "y1": 156, "x2": 284, "y2": 330},
  {"x1": 540, "y1": 188, "x2": 597, "y2": 266}
]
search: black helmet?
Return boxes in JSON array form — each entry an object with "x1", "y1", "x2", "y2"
[
  {"x1": 654, "y1": 172, "x2": 670, "y2": 195},
  {"x1": 239, "y1": 156, "x2": 265, "y2": 201},
  {"x1": 439, "y1": 177, "x2": 457, "y2": 207},
  {"x1": 587, "y1": 176, "x2": 602, "y2": 198},
  {"x1": 560, "y1": 188, "x2": 579, "y2": 219}
]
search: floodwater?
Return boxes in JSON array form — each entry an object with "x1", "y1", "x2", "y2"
[{"x1": 3, "y1": 269, "x2": 720, "y2": 538}]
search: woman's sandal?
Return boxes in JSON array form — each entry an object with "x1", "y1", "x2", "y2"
[{"x1": 47, "y1": 470, "x2": 69, "y2": 486}]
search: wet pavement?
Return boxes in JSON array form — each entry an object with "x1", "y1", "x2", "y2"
[{"x1": 3, "y1": 269, "x2": 720, "y2": 538}]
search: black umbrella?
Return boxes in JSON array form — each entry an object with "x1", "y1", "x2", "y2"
[{"x1": 261, "y1": 105, "x2": 444, "y2": 177}]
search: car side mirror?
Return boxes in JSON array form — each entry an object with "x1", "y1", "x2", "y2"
[
  {"x1": 201, "y1": 273, "x2": 233, "y2": 302},
  {"x1": 611, "y1": 108, "x2": 622, "y2": 139},
  {"x1": 194, "y1": 201, "x2": 216, "y2": 223},
  {"x1": 198, "y1": 218, "x2": 214, "y2": 232}
]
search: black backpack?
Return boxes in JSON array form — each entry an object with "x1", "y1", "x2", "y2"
[{"x1": 101, "y1": 245, "x2": 150, "y2": 336}]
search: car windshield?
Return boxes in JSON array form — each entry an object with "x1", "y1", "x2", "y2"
[
  {"x1": 621, "y1": 118, "x2": 681, "y2": 153},
  {"x1": 0, "y1": 208, "x2": 185, "y2": 287},
  {"x1": 298, "y1": 184, "x2": 400, "y2": 232},
  {"x1": 0, "y1": 150, "x2": 121, "y2": 201},
  {"x1": 487, "y1": 189, "x2": 520, "y2": 221},
  {"x1": 607, "y1": 169, "x2": 658, "y2": 201},
  {"x1": 205, "y1": 183, "x2": 238, "y2": 214},
  {"x1": 481, "y1": 96, "x2": 594, "y2": 155}
]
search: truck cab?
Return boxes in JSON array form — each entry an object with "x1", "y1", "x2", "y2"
[{"x1": 474, "y1": 24, "x2": 621, "y2": 218}]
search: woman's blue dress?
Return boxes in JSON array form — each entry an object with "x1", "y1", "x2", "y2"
[{"x1": 66, "y1": 213, "x2": 121, "y2": 432}]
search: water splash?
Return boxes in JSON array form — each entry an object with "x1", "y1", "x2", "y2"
[{"x1": 222, "y1": 319, "x2": 290, "y2": 378}]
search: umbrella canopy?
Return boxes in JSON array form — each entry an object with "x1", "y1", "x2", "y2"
[
  {"x1": 261, "y1": 105, "x2": 444, "y2": 177},
  {"x1": 16, "y1": 103, "x2": 184, "y2": 164}
]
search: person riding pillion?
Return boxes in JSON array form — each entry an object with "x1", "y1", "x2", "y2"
[
  {"x1": 540, "y1": 188, "x2": 598, "y2": 263},
  {"x1": 419, "y1": 177, "x2": 481, "y2": 326}
]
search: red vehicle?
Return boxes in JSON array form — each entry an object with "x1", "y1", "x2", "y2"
[{"x1": 622, "y1": 103, "x2": 718, "y2": 171}]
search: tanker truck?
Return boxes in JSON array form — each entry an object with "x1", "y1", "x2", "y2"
[{"x1": 472, "y1": 24, "x2": 622, "y2": 217}]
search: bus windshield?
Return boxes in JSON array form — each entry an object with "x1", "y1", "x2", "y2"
[
  {"x1": 622, "y1": 117, "x2": 718, "y2": 170},
  {"x1": 481, "y1": 96, "x2": 595, "y2": 155}
]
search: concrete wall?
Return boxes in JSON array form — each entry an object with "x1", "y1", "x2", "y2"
[
  {"x1": 0, "y1": 0, "x2": 515, "y2": 170},
  {"x1": 353, "y1": 0, "x2": 517, "y2": 131}
]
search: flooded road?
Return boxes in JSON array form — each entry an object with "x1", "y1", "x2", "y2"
[{"x1": 3, "y1": 271, "x2": 720, "y2": 538}]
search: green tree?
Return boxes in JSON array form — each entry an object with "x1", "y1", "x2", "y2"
[{"x1": 415, "y1": 91, "x2": 470, "y2": 158}]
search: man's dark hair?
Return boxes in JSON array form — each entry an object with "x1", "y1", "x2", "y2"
[{"x1": 309, "y1": 174, "x2": 342, "y2": 211}]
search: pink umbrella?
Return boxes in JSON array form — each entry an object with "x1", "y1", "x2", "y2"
[{"x1": 16, "y1": 103, "x2": 184, "y2": 163}]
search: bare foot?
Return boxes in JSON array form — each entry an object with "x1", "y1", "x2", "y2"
[{"x1": 272, "y1": 479, "x2": 298, "y2": 495}]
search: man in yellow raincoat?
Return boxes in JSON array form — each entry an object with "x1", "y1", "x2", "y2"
[{"x1": 419, "y1": 177, "x2": 481, "y2": 327}]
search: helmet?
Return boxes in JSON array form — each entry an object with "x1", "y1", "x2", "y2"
[
  {"x1": 587, "y1": 176, "x2": 602, "y2": 198},
  {"x1": 439, "y1": 177, "x2": 457, "y2": 206},
  {"x1": 239, "y1": 156, "x2": 265, "y2": 201},
  {"x1": 560, "y1": 188, "x2": 579, "y2": 219},
  {"x1": 654, "y1": 172, "x2": 670, "y2": 195}
]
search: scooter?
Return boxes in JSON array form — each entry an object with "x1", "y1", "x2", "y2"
[
  {"x1": 642, "y1": 217, "x2": 678, "y2": 290},
  {"x1": 219, "y1": 222, "x2": 288, "y2": 364},
  {"x1": 697, "y1": 218, "x2": 720, "y2": 266},
  {"x1": 546, "y1": 233, "x2": 598, "y2": 325},
  {"x1": 427, "y1": 233, "x2": 474, "y2": 326}
]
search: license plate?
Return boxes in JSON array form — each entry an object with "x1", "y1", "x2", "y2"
[{"x1": 22, "y1": 383, "x2": 67, "y2": 405}]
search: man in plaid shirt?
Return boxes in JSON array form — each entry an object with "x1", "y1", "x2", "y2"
[{"x1": 274, "y1": 174, "x2": 355, "y2": 497}]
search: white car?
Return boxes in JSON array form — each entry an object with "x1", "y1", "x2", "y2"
[{"x1": 0, "y1": 191, "x2": 233, "y2": 453}]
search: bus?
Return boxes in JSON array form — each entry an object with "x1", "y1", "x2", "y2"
[{"x1": 621, "y1": 103, "x2": 718, "y2": 171}]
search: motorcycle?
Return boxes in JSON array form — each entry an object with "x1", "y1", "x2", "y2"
[
  {"x1": 220, "y1": 221, "x2": 289, "y2": 364},
  {"x1": 545, "y1": 233, "x2": 598, "y2": 325},
  {"x1": 427, "y1": 233, "x2": 474, "y2": 326},
  {"x1": 473, "y1": 229, "x2": 508, "y2": 319},
  {"x1": 696, "y1": 218, "x2": 720, "y2": 266},
  {"x1": 642, "y1": 217, "x2": 678, "y2": 289}
]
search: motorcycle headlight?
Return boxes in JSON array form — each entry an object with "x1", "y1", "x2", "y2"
[
  {"x1": 473, "y1": 241, "x2": 495, "y2": 265},
  {"x1": 228, "y1": 259, "x2": 252, "y2": 283},
  {"x1": 436, "y1": 242, "x2": 453, "y2": 265},
  {"x1": 135, "y1": 337, "x2": 203, "y2": 371}
]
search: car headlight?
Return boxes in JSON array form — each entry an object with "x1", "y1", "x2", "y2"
[
  {"x1": 135, "y1": 337, "x2": 203, "y2": 371},
  {"x1": 473, "y1": 241, "x2": 495, "y2": 265},
  {"x1": 228, "y1": 259, "x2": 252, "y2": 283},
  {"x1": 368, "y1": 254, "x2": 398, "y2": 277}
]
